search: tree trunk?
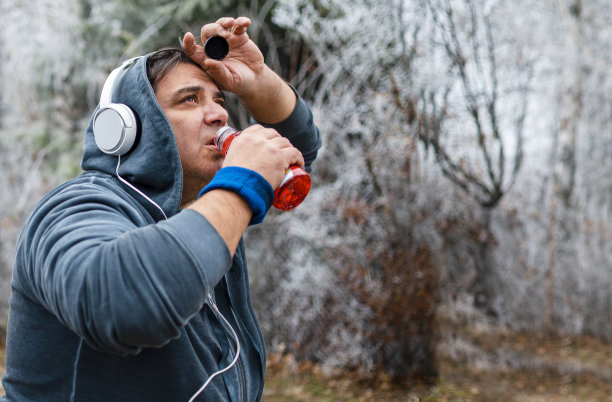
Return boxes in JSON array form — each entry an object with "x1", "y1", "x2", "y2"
[{"x1": 545, "y1": 0, "x2": 583, "y2": 333}]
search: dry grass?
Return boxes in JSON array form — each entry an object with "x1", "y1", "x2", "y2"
[{"x1": 263, "y1": 308, "x2": 612, "y2": 401}]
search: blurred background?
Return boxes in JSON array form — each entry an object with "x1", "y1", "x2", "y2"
[{"x1": 1, "y1": 0, "x2": 612, "y2": 400}]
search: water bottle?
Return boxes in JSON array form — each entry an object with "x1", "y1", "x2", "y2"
[{"x1": 215, "y1": 126, "x2": 311, "y2": 210}]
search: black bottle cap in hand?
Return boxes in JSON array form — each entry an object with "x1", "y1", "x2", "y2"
[{"x1": 204, "y1": 36, "x2": 229, "y2": 60}]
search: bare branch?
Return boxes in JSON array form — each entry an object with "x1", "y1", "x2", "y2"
[{"x1": 421, "y1": 0, "x2": 527, "y2": 208}]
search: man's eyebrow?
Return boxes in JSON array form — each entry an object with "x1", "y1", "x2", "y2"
[{"x1": 172, "y1": 85, "x2": 225, "y2": 100}]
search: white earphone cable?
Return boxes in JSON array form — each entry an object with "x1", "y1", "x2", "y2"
[
  {"x1": 115, "y1": 155, "x2": 168, "y2": 220},
  {"x1": 187, "y1": 294, "x2": 241, "y2": 402}
]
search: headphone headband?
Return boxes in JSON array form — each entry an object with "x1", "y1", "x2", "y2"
[{"x1": 99, "y1": 57, "x2": 140, "y2": 107}]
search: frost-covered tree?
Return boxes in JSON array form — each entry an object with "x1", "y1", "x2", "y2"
[
  {"x1": 257, "y1": 0, "x2": 444, "y2": 381},
  {"x1": 421, "y1": 0, "x2": 533, "y2": 209},
  {"x1": 417, "y1": 0, "x2": 540, "y2": 314},
  {"x1": 253, "y1": 0, "x2": 612, "y2": 381},
  {"x1": 541, "y1": 0, "x2": 612, "y2": 338},
  {"x1": 0, "y1": 0, "x2": 84, "y2": 165}
]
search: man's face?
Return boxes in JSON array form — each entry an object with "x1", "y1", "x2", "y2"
[{"x1": 154, "y1": 62, "x2": 229, "y2": 206}]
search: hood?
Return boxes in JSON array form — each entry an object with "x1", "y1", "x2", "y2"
[{"x1": 81, "y1": 54, "x2": 182, "y2": 219}]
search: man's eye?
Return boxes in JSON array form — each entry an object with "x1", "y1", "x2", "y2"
[
  {"x1": 215, "y1": 98, "x2": 226, "y2": 108},
  {"x1": 181, "y1": 95, "x2": 197, "y2": 103}
]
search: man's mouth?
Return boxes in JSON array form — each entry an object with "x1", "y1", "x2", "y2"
[{"x1": 206, "y1": 137, "x2": 223, "y2": 155}]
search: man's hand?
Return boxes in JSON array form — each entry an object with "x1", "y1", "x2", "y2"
[
  {"x1": 182, "y1": 17, "x2": 264, "y2": 96},
  {"x1": 183, "y1": 17, "x2": 297, "y2": 125},
  {"x1": 222, "y1": 125, "x2": 305, "y2": 190}
]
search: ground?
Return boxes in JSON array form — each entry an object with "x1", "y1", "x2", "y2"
[
  {"x1": 263, "y1": 311, "x2": 612, "y2": 401},
  {"x1": 1, "y1": 316, "x2": 611, "y2": 401}
]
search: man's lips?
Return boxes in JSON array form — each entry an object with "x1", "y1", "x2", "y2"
[{"x1": 205, "y1": 136, "x2": 223, "y2": 154}]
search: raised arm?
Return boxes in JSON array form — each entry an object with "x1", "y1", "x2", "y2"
[{"x1": 182, "y1": 16, "x2": 297, "y2": 124}]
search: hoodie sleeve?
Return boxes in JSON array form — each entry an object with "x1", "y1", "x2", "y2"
[
  {"x1": 255, "y1": 92, "x2": 322, "y2": 172},
  {"x1": 14, "y1": 180, "x2": 231, "y2": 356}
]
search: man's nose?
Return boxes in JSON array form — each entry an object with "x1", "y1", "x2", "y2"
[{"x1": 203, "y1": 102, "x2": 228, "y2": 126}]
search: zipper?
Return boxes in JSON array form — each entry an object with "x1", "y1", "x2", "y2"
[{"x1": 236, "y1": 349, "x2": 247, "y2": 402}]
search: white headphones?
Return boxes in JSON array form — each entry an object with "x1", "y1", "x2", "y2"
[{"x1": 93, "y1": 57, "x2": 141, "y2": 156}]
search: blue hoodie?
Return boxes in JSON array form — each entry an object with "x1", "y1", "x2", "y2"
[{"x1": 1, "y1": 54, "x2": 321, "y2": 401}]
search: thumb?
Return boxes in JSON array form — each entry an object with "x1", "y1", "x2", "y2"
[{"x1": 182, "y1": 32, "x2": 205, "y2": 64}]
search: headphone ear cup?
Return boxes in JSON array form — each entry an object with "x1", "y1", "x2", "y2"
[{"x1": 93, "y1": 103, "x2": 138, "y2": 156}]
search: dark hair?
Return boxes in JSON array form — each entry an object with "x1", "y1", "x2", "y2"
[{"x1": 146, "y1": 48, "x2": 201, "y2": 92}]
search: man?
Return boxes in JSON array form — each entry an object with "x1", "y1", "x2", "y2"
[{"x1": 1, "y1": 17, "x2": 321, "y2": 401}]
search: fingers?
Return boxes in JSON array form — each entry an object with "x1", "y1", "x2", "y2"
[
  {"x1": 258, "y1": 130, "x2": 306, "y2": 170},
  {"x1": 182, "y1": 32, "x2": 204, "y2": 64},
  {"x1": 284, "y1": 144, "x2": 305, "y2": 169},
  {"x1": 182, "y1": 31, "x2": 226, "y2": 74},
  {"x1": 267, "y1": 136, "x2": 305, "y2": 168},
  {"x1": 230, "y1": 17, "x2": 251, "y2": 35},
  {"x1": 223, "y1": 126, "x2": 305, "y2": 186},
  {"x1": 214, "y1": 17, "x2": 235, "y2": 30},
  {"x1": 201, "y1": 22, "x2": 228, "y2": 41},
  {"x1": 201, "y1": 17, "x2": 251, "y2": 42},
  {"x1": 186, "y1": 17, "x2": 253, "y2": 57}
]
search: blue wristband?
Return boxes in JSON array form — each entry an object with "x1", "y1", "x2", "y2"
[{"x1": 198, "y1": 166, "x2": 274, "y2": 225}]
